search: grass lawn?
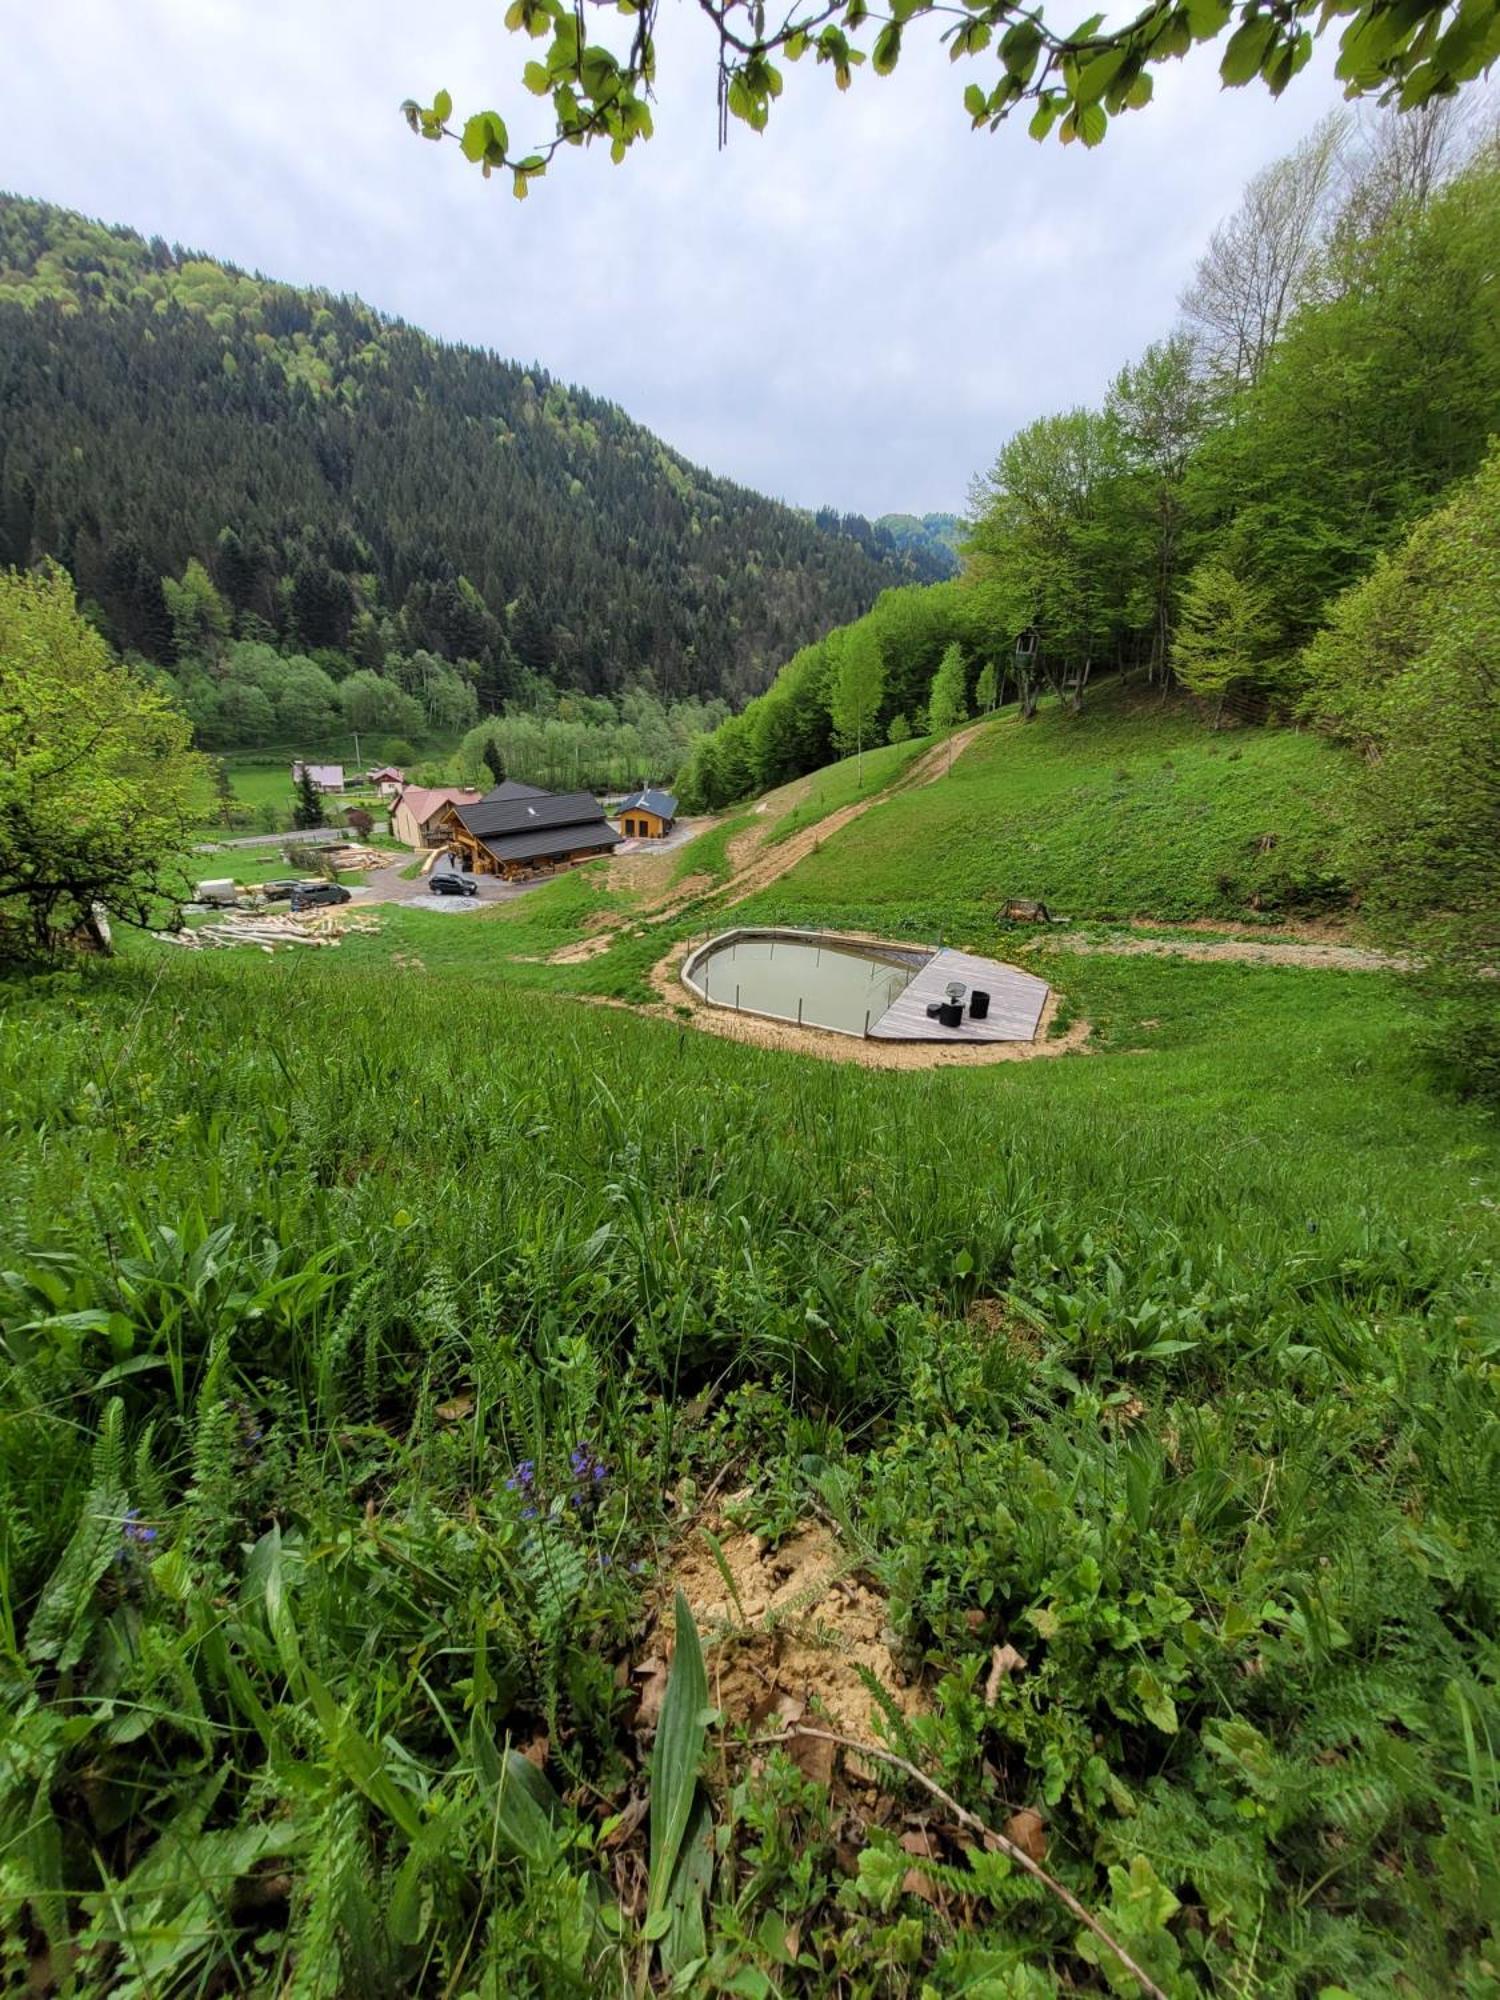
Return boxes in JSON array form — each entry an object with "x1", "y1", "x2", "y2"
[{"x1": 739, "y1": 686, "x2": 1355, "y2": 939}]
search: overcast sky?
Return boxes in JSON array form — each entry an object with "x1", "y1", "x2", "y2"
[{"x1": 4, "y1": 0, "x2": 1350, "y2": 517}]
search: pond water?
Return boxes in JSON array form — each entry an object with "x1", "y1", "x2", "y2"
[{"x1": 686, "y1": 932, "x2": 923, "y2": 1036}]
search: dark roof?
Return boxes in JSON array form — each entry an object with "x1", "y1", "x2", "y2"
[
  {"x1": 476, "y1": 821, "x2": 621, "y2": 868},
  {"x1": 619, "y1": 789, "x2": 678, "y2": 820},
  {"x1": 455, "y1": 787, "x2": 610, "y2": 842},
  {"x1": 478, "y1": 779, "x2": 548, "y2": 804}
]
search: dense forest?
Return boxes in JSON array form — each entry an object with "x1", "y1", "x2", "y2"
[
  {"x1": 0, "y1": 193, "x2": 950, "y2": 740},
  {"x1": 680, "y1": 106, "x2": 1500, "y2": 808}
]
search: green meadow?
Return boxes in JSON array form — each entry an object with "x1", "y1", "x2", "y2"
[
  {"x1": 740, "y1": 689, "x2": 1355, "y2": 942},
  {"x1": 5, "y1": 846, "x2": 1499, "y2": 1995}
]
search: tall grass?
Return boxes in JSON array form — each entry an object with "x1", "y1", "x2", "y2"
[{"x1": 1, "y1": 952, "x2": 1497, "y2": 1994}]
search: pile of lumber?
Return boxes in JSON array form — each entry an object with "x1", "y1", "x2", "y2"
[
  {"x1": 155, "y1": 910, "x2": 384, "y2": 953},
  {"x1": 328, "y1": 844, "x2": 388, "y2": 871}
]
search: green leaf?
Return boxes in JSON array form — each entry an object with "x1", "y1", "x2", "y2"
[
  {"x1": 1184, "y1": 0, "x2": 1232, "y2": 36},
  {"x1": 461, "y1": 111, "x2": 509, "y2": 163},
  {"x1": 1219, "y1": 14, "x2": 1278, "y2": 84},
  {"x1": 647, "y1": 1591, "x2": 710, "y2": 1920},
  {"x1": 1078, "y1": 100, "x2": 1108, "y2": 145},
  {"x1": 872, "y1": 22, "x2": 903, "y2": 73},
  {"x1": 963, "y1": 81, "x2": 989, "y2": 118},
  {"x1": 661, "y1": 1789, "x2": 714, "y2": 1973},
  {"x1": 642, "y1": 1909, "x2": 672, "y2": 1941},
  {"x1": 1028, "y1": 94, "x2": 1061, "y2": 139},
  {"x1": 432, "y1": 88, "x2": 452, "y2": 123},
  {"x1": 1075, "y1": 46, "x2": 1127, "y2": 102},
  {"x1": 523, "y1": 60, "x2": 552, "y2": 94}
]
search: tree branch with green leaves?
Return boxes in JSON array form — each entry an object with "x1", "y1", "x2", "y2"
[{"x1": 404, "y1": 0, "x2": 1500, "y2": 196}]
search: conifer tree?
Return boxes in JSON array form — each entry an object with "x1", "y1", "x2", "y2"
[{"x1": 293, "y1": 765, "x2": 325, "y2": 831}]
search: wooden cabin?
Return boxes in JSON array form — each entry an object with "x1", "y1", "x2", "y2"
[
  {"x1": 439, "y1": 781, "x2": 621, "y2": 879},
  {"x1": 390, "y1": 784, "x2": 482, "y2": 849},
  {"x1": 617, "y1": 788, "x2": 678, "y2": 839}
]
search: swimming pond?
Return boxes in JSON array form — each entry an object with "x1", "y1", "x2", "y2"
[
  {"x1": 680, "y1": 930, "x2": 1053, "y2": 1043},
  {"x1": 682, "y1": 931, "x2": 925, "y2": 1037}
]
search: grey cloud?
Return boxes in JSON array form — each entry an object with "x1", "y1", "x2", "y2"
[{"x1": 2, "y1": 0, "x2": 1348, "y2": 515}]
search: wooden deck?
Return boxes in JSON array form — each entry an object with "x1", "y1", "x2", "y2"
[{"x1": 869, "y1": 947, "x2": 1049, "y2": 1043}]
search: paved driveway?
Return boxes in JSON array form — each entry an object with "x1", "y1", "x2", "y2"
[{"x1": 352, "y1": 858, "x2": 544, "y2": 910}]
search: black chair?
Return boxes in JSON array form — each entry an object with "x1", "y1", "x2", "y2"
[
  {"x1": 937, "y1": 1001, "x2": 963, "y2": 1028},
  {"x1": 969, "y1": 989, "x2": 991, "y2": 1021}
]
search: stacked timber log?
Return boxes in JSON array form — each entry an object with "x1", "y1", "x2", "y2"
[{"x1": 155, "y1": 910, "x2": 384, "y2": 953}]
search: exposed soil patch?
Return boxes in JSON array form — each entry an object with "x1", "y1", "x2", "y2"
[
  {"x1": 646, "y1": 1517, "x2": 924, "y2": 1751},
  {"x1": 547, "y1": 933, "x2": 614, "y2": 964},
  {"x1": 1050, "y1": 933, "x2": 1408, "y2": 973}
]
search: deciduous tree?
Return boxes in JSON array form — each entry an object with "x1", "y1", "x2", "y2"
[
  {"x1": 1171, "y1": 561, "x2": 1277, "y2": 720},
  {"x1": 828, "y1": 626, "x2": 885, "y2": 784},
  {"x1": 0, "y1": 566, "x2": 206, "y2": 957},
  {"x1": 404, "y1": 0, "x2": 1494, "y2": 199}
]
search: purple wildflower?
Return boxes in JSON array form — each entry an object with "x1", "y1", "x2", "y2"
[
  {"x1": 505, "y1": 1459, "x2": 536, "y2": 1494},
  {"x1": 118, "y1": 1508, "x2": 158, "y2": 1558}
]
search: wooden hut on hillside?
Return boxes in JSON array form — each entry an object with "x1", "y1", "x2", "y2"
[
  {"x1": 617, "y1": 788, "x2": 678, "y2": 839},
  {"x1": 435, "y1": 781, "x2": 621, "y2": 879}
]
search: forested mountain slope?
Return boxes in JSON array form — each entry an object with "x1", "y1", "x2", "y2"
[{"x1": 0, "y1": 195, "x2": 945, "y2": 707}]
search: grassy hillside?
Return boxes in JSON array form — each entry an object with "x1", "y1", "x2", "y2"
[
  {"x1": 4, "y1": 931, "x2": 1499, "y2": 1994},
  {"x1": 739, "y1": 688, "x2": 1354, "y2": 938}
]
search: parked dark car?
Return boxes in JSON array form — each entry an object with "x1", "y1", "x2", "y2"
[
  {"x1": 429, "y1": 872, "x2": 479, "y2": 898},
  {"x1": 289, "y1": 882, "x2": 352, "y2": 912}
]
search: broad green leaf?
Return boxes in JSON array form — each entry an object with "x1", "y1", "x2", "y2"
[
  {"x1": 661, "y1": 1788, "x2": 714, "y2": 1973},
  {"x1": 1078, "y1": 100, "x2": 1109, "y2": 145},
  {"x1": 432, "y1": 88, "x2": 452, "y2": 123},
  {"x1": 647, "y1": 1591, "x2": 709, "y2": 1920},
  {"x1": 1219, "y1": 14, "x2": 1278, "y2": 84},
  {"x1": 1075, "y1": 46, "x2": 1127, "y2": 102},
  {"x1": 873, "y1": 22, "x2": 903, "y2": 73}
]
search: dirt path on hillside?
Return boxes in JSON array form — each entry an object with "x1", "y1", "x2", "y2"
[
  {"x1": 1045, "y1": 933, "x2": 1410, "y2": 973},
  {"x1": 713, "y1": 719, "x2": 993, "y2": 916}
]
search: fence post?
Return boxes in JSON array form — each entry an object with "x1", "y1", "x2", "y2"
[
  {"x1": 797, "y1": 996, "x2": 803, "y2": 1026},
  {"x1": 736, "y1": 983, "x2": 741, "y2": 1012},
  {"x1": 864, "y1": 1008, "x2": 870, "y2": 1038}
]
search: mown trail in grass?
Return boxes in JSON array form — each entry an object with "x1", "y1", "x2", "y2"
[{"x1": 3, "y1": 946, "x2": 1498, "y2": 1995}]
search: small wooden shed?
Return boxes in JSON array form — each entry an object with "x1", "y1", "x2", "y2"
[{"x1": 617, "y1": 788, "x2": 678, "y2": 839}]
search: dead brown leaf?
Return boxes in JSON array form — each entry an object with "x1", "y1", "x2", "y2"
[
  {"x1": 1004, "y1": 1807, "x2": 1048, "y2": 1864},
  {"x1": 634, "y1": 1656, "x2": 670, "y2": 1731},
  {"x1": 901, "y1": 1867, "x2": 943, "y2": 1907},
  {"x1": 787, "y1": 1727, "x2": 837, "y2": 1786},
  {"x1": 899, "y1": 1828, "x2": 940, "y2": 1860},
  {"x1": 601, "y1": 1792, "x2": 649, "y2": 1851},
  {"x1": 984, "y1": 1642, "x2": 1028, "y2": 1705},
  {"x1": 519, "y1": 1732, "x2": 549, "y2": 1770}
]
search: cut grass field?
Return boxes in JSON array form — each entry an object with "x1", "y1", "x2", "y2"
[{"x1": 738, "y1": 686, "x2": 1355, "y2": 941}]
